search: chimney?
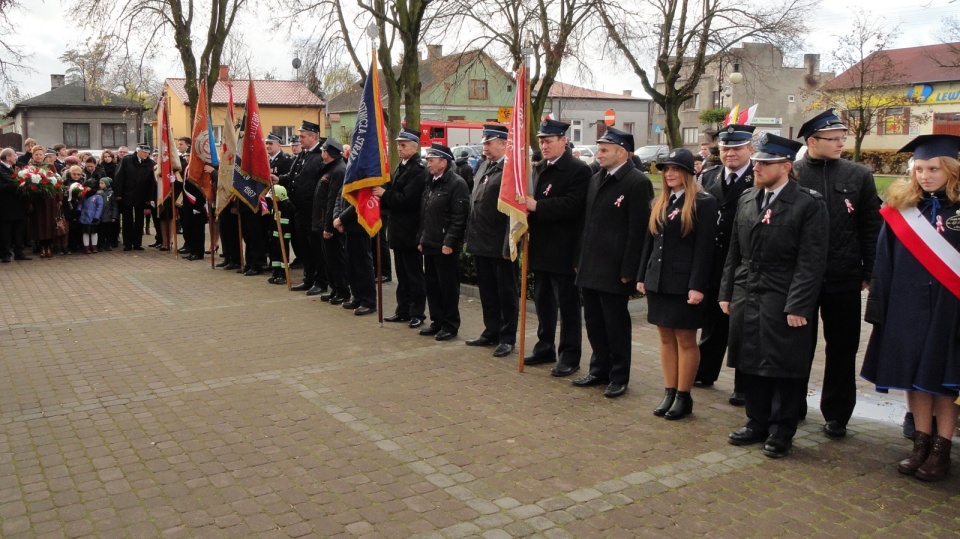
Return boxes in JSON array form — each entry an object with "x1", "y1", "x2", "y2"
[
  {"x1": 803, "y1": 54, "x2": 819, "y2": 75},
  {"x1": 427, "y1": 45, "x2": 443, "y2": 61},
  {"x1": 219, "y1": 65, "x2": 230, "y2": 81},
  {"x1": 51, "y1": 74, "x2": 65, "y2": 90},
  {"x1": 623, "y1": 90, "x2": 632, "y2": 97}
]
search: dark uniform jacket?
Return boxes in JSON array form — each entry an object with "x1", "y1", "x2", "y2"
[
  {"x1": 638, "y1": 191, "x2": 718, "y2": 295},
  {"x1": 269, "y1": 151, "x2": 294, "y2": 177},
  {"x1": 576, "y1": 158, "x2": 654, "y2": 295},
  {"x1": 322, "y1": 160, "x2": 347, "y2": 234},
  {"x1": 280, "y1": 151, "x2": 306, "y2": 191},
  {"x1": 113, "y1": 154, "x2": 156, "y2": 207},
  {"x1": 418, "y1": 167, "x2": 470, "y2": 255},
  {"x1": 282, "y1": 145, "x2": 323, "y2": 214},
  {"x1": 794, "y1": 155, "x2": 882, "y2": 290},
  {"x1": 455, "y1": 157, "x2": 475, "y2": 193},
  {"x1": 380, "y1": 156, "x2": 426, "y2": 250},
  {"x1": 720, "y1": 180, "x2": 829, "y2": 378},
  {"x1": 700, "y1": 163, "x2": 754, "y2": 288},
  {"x1": 465, "y1": 157, "x2": 509, "y2": 258},
  {"x1": 528, "y1": 149, "x2": 591, "y2": 274},
  {"x1": 310, "y1": 159, "x2": 336, "y2": 232},
  {"x1": 0, "y1": 162, "x2": 27, "y2": 221}
]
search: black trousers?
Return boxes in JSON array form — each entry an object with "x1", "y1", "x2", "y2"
[
  {"x1": 742, "y1": 372, "x2": 807, "y2": 442},
  {"x1": 0, "y1": 219, "x2": 26, "y2": 257},
  {"x1": 807, "y1": 289, "x2": 862, "y2": 425},
  {"x1": 474, "y1": 255, "x2": 519, "y2": 345},
  {"x1": 182, "y1": 210, "x2": 206, "y2": 257},
  {"x1": 373, "y1": 215, "x2": 391, "y2": 278},
  {"x1": 345, "y1": 230, "x2": 376, "y2": 309},
  {"x1": 697, "y1": 288, "x2": 744, "y2": 391},
  {"x1": 323, "y1": 232, "x2": 349, "y2": 298},
  {"x1": 393, "y1": 247, "x2": 426, "y2": 319},
  {"x1": 424, "y1": 251, "x2": 461, "y2": 332},
  {"x1": 294, "y1": 214, "x2": 318, "y2": 285},
  {"x1": 532, "y1": 271, "x2": 582, "y2": 366},
  {"x1": 582, "y1": 288, "x2": 632, "y2": 385},
  {"x1": 218, "y1": 211, "x2": 241, "y2": 265},
  {"x1": 240, "y1": 209, "x2": 266, "y2": 269},
  {"x1": 307, "y1": 230, "x2": 329, "y2": 290},
  {"x1": 119, "y1": 204, "x2": 145, "y2": 248}
]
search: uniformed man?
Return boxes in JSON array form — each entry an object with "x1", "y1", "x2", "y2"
[
  {"x1": 696, "y1": 124, "x2": 756, "y2": 406},
  {"x1": 373, "y1": 128, "x2": 428, "y2": 328},
  {"x1": 266, "y1": 133, "x2": 293, "y2": 177},
  {"x1": 795, "y1": 109, "x2": 882, "y2": 438},
  {"x1": 572, "y1": 127, "x2": 654, "y2": 398},
  {"x1": 281, "y1": 134, "x2": 305, "y2": 269},
  {"x1": 464, "y1": 124, "x2": 519, "y2": 357},
  {"x1": 113, "y1": 143, "x2": 156, "y2": 251},
  {"x1": 290, "y1": 135, "x2": 302, "y2": 156},
  {"x1": 331, "y1": 138, "x2": 377, "y2": 315},
  {"x1": 722, "y1": 133, "x2": 829, "y2": 459},
  {"x1": 523, "y1": 119, "x2": 591, "y2": 376},
  {"x1": 418, "y1": 143, "x2": 471, "y2": 341}
]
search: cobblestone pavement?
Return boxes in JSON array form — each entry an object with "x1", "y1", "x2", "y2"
[{"x1": 1, "y1": 243, "x2": 958, "y2": 538}]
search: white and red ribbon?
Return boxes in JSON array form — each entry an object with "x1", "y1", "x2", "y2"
[
  {"x1": 668, "y1": 208, "x2": 680, "y2": 220},
  {"x1": 936, "y1": 215, "x2": 945, "y2": 233},
  {"x1": 543, "y1": 185, "x2": 552, "y2": 196},
  {"x1": 761, "y1": 209, "x2": 772, "y2": 224},
  {"x1": 845, "y1": 198, "x2": 855, "y2": 213},
  {"x1": 614, "y1": 195, "x2": 624, "y2": 207},
  {"x1": 881, "y1": 205, "x2": 960, "y2": 300}
]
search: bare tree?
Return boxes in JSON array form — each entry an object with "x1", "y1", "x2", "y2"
[
  {"x1": 598, "y1": 0, "x2": 814, "y2": 148},
  {"x1": 0, "y1": 0, "x2": 27, "y2": 89},
  {"x1": 60, "y1": 35, "x2": 161, "y2": 110},
  {"x1": 936, "y1": 16, "x2": 960, "y2": 67},
  {"x1": 71, "y1": 0, "x2": 251, "y2": 119}
]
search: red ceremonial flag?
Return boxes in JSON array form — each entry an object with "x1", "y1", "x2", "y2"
[
  {"x1": 239, "y1": 81, "x2": 272, "y2": 188},
  {"x1": 497, "y1": 63, "x2": 530, "y2": 261},
  {"x1": 186, "y1": 82, "x2": 217, "y2": 200},
  {"x1": 156, "y1": 97, "x2": 175, "y2": 205}
]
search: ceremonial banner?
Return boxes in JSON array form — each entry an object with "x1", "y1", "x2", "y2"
[
  {"x1": 738, "y1": 104, "x2": 759, "y2": 125},
  {"x1": 342, "y1": 50, "x2": 390, "y2": 236},
  {"x1": 723, "y1": 103, "x2": 741, "y2": 127},
  {"x1": 156, "y1": 97, "x2": 176, "y2": 206},
  {"x1": 497, "y1": 63, "x2": 529, "y2": 261},
  {"x1": 216, "y1": 89, "x2": 238, "y2": 216},
  {"x1": 239, "y1": 82, "x2": 272, "y2": 193},
  {"x1": 186, "y1": 82, "x2": 219, "y2": 200}
]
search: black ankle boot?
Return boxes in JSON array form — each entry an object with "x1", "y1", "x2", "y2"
[
  {"x1": 653, "y1": 388, "x2": 677, "y2": 417},
  {"x1": 665, "y1": 391, "x2": 693, "y2": 420}
]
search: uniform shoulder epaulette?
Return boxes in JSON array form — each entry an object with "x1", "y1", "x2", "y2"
[
  {"x1": 800, "y1": 186, "x2": 823, "y2": 200},
  {"x1": 739, "y1": 186, "x2": 758, "y2": 198}
]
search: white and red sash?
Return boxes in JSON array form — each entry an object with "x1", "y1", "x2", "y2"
[{"x1": 881, "y1": 205, "x2": 960, "y2": 300}]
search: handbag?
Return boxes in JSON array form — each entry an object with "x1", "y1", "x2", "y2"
[{"x1": 55, "y1": 211, "x2": 69, "y2": 237}]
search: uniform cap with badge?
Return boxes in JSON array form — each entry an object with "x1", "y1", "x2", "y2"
[
  {"x1": 264, "y1": 133, "x2": 283, "y2": 144},
  {"x1": 537, "y1": 119, "x2": 570, "y2": 138},
  {"x1": 717, "y1": 124, "x2": 756, "y2": 147},
  {"x1": 797, "y1": 109, "x2": 847, "y2": 141},
  {"x1": 655, "y1": 148, "x2": 697, "y2": 174},
  {"x1": 321, "y1": 138, "x2": 343, "y2": 157},
  {"x1": 752, "y1": 133, "x2": 804, "y2": 162},
  {"x1": 424, "y1": 142, "x2": 454, "y2": 161},
  {"x1": 298, "y1": 120, "x2": 321, "y2": 134},
  {"x1": 480, "y1": 124, "x2": 509, "y2": 143},
  {"x1": 395, "y1": 127, "x2": 421, "y2": 144},
  {"x1": 596, "y1": 126, "x2": 634, "y2": 153}
]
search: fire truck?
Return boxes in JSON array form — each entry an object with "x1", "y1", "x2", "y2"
[{"x1": 408, "y1": 120, "x2": 498, "y2": 147}]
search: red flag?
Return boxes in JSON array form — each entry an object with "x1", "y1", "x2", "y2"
[
  {"x1": 497, "y1": 63, "x2": 530, "y2": 261},
  {"x1": 186, "y1": 82, "x2": 218, "y2": 200},
  {"x1": 239, "y1": 82, "x2": 272, "y2": 189},
  {"x1": 156, "y1": 97, "x2": 175, "y2": 205}
]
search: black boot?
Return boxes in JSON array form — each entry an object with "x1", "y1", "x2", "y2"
[
  {"x1": 664, "y1": 391, "x2": 693, "y2": 420},
  {"x1": 653, "y1": 388, "x2": 677, "y2": 417},
  {"x1": 898, "y1": 431, "x2": 932, "y2": 475}
]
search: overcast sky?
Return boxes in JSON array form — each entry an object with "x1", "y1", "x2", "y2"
[{"x1": 6, "y1": 0, "x2": 957, "y2": 101}]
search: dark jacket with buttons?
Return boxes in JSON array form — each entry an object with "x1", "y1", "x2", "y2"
[
  {"x1": 113, "y1": 154, "x2": 156, "y2": 208},
  {"x1": 576, "y1": 158, "x2": 655, "y2": 295},
  {"x1": 700, "y1": 163, "x2": 754, "y2": 288},
  {"x1": 528, "y1": 149, "x2": 591, "y2": 274},
  {"x1": 380, "y1": 156, "x2": 426, "y2": 250},
  {"x1": 418, "y1": 166, "x2": 470, "y2": 255},
  {"x1": 282, "y1": 145, "x2": 323, "y2": 215},
  {"x1": 794, "y1": 155, "x2": 881, "y2": 291},
  {"x1": 0, "y1": 162, "x2": 27, "y2": 221},
  {"x1": 638, "y1": 191, "x2": 718, "y2": 295},
  {"x1": 465, "y1": 158, "x2": 509, "y2": 258}
]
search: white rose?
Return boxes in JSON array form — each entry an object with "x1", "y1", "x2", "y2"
[{"x1": 31, "y1": 174, "x2": 40, "y2": 184}]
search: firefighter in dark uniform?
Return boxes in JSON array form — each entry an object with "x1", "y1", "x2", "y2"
[
  {"x1": 264, "y1": 134, "x2": 293, "y2": 260},
  {"x1": 571, "y1": 127, "x2": 654, "y2": 398},
  {"x1": 464, "y1": 124, "x2": 519, "y2": 357},
  {"x1": 180, "y1": 179, "x2": 208, "y2": 260},
  {"x1": 417, "y1": 143, "x2": 471, "y2": 341},
  {"x1": 282, "y1": 135, "x2": 306, "y2": 269},
  {"x1": 524, "y1": 119, "x2": 591, "y2": 376},
  {"x1": 113, "y1": 143, "x2": 156, "y2": 251},
  {"x1": 331, "y1": 138, "x2": 377, "y2": 315},
  {"x1": 722, "y1": 133, "x2": 829, "y2": 459},
  {"x1": 794, "y1": 109, "x2": 882, "y2": 438},
  {"x1": 696, "y1": 124, "x2": 756, "y2": 405},
  {"x1": 374, "y1": 128, "x2": 428, "y2": 328}
]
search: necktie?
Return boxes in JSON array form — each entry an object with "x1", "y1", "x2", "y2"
[
  {"x1": 760, "y1": 191, "x2": 773, "y2": 211},
  {"x1": 669, "y1": 194, "x2": 679, "y2": 206},
  {"x1": 726, "y1": 172, "x2": 737, "y2": 185}
]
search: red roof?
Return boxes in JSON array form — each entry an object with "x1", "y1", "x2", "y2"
[
  {"x1": 164, "y1": 78, "x2": 324, "y2": 107},
  {"x1": 824, "y1": 42, "x2": 960, "y2": 90},
  {"x1": 535, "y1": 80, "x2": 644, "y2": 100}
]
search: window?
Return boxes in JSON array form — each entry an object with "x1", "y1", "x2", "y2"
[
  {"x1": 571, "y1": 120, "x2": 583, "y2": 143},
  {"x1": 683, "y1": 127, "x2": 699, "y2": 145},
  {"x1": 468, "y1": 79, "x2": 488, "y2": 100},
  {"x1": 101, "y1": 123, "x2": 127, "y2": 148},
  {"x1": 446, "y1": 115, "x2": 466, "y2": 122},
  {"x1": 211, "y1": 125, "x2": 223, "y2": 146},
  {"x1": 271, "y1": 126, "x2": 295, "y2": 144},
  {"x1": 713, "y1": 91, "x2": 722, "y2": 107},
  {"x1": 683, "y1": 93, "x2": 700, "y2": 111},
  {"x1": 878, "y1": 107, "x2": 910, "y2": 135},
  {"x1": 623, "y1": 122, "x2": 635, "y2": 134},
  {"x1": 63, "y1": 123, "x2": 90, "y2": 148}
]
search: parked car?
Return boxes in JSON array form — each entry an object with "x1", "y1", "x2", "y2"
[
  {"x1": 573, "y1": 146, "x2": 595, "y2": 164},
  {"x1": 451, "y1": 144, "x2": 483, "y2": 171},
  {"x1": 635, "y1": 145, "x2": 670, "y2": 171}
]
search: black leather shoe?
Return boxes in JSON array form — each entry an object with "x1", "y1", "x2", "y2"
[
  {"x1": 384, "y1": 314, "x2": 410, "y2": 323},
  {"x1": 184, "y1": 254, "x2": 200, "y2": 261},
  {"x1": 550, "y1": 364, "x2": 580, "y2": 377},
  {"x1": 435, "y1": 330, "x2": 457, "y2": 341},
  {"x1": 319, "y1": 293, "x2": 334, "y2": 302},
  {"x1": 342, "y1": 301, "x2": 359, "y2": 310},
  {"x1": 572, "y1": 374, "x2": 608, "y2": 387},
  {"x1": 693, "y1": 380, "x2": 715, "y2": 387},
  {"x1": 329, "y1": 296, "x2": 347, "y2": 306},
  {"x1": 177, "y1": 247, "x2": 189, "y2": 254},
  {"x1": 763, "y1": 436, "x2": 792, "y2": 459},
  {"x1": 523, "y1": 355, "x2": 556, "y2": 366},
  {"x1": 354, "y1": 306, "x2": 375, "y2": 316},
  {"x1": 728, "y1": 427, "x2": 768, "y2": 446},
  {"x1": 465, "y1": 337, "x2": 497, "y2": 347},
  {"x1": 215, "y1": 260, "x2": 229, "y2": 268},
  {"x1": 492, "y1": 344, "x2": 514, "y2": 357},
  {"x1": 223, "y1": 263, "x2": 241, "y2": 271},
  {"x1": 123, "y1": 246, "x2": 133, "y2": 251},
  {"x1": 133, "y1": 246, "x2": 145, "y2": 251},
  {"x1": 149, "y1": 242, "x2": 162, "y2": 248},
  {"x1": 729, "y1": 391, "x2": 746, "y2": 406},
  {"x1": 664, "y1": 391, "x2": 693, "y2": 420},
  {"x1": 306, "y1": 286, "x2": 327, "y2": 296},
  {"x1": 243, "y1": 268, "x2": 264, "y2": 276},
  {"x1": 13, "y1": 254, "x2": 32, "y2": 261},
  {"x1": 604, "y1": 383, "x2": 627, "y2": 398},
  {"x1": 290, "y1": 282, "x2": 312, "y2": 292},
  {"x1": 267, "y1": 276, "x2": 277, "y2": 284},
  {"x1": 408, "y1": 318, "x2": 424, "y2": 329},
  {"x1": 419, "y1": 325, "x2": 441, "y2": 336},
  {"x1": 653, "y1": 388, "x2": 677, "y2": 417},
  {"x1": 272, "y1": 277, "x2": 286, "y2": 285},
  {"x1": 823, "y1": 421, "x2": 847, "y2": 438}
]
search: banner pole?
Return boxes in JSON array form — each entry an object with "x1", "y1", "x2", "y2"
[
  {"x1": 171, "y1": 189, "x2": 179, "y2": 258},
  {"x1": 237, "y1": 209, "x2": 244, "y2": 270},
  {"x1": 268, "y1": 183, "x2": 292, "y2": 290}
]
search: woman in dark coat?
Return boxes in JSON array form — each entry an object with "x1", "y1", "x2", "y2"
[
  {"x1": 24, "y1": 146, "x2": 62, "y2": 258},
  {"x1": 860, "y1": 134, "x2": 960, "y2": 482},
  {"x1": 637, "y1": 148, "x2": 717, "y2": 420},
  {"x1": 100, "y1": 150, "x2": 118, "y2": 179}
]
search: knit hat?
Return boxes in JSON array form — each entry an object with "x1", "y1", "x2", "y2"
[{"x1": 100, "y1": 177, "x2": 112, "y2": 187}]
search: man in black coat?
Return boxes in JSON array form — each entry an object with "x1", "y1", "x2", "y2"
[
  {"x1": 113, "y1": 143, "x2": 156, "y2": 251},
  {"x1": 319, "y1": 143, "x2": 350, "y2": 304},
  {"x1": 417, "y1": 143, "x2": 471, "y2": 341},
  {"x1": 572, "y1": 127, "x2": 654, "y2": 398},
  {"x1": 524, "y1": 120, "x2": 591, "y2": 376},
  {"x1": 455, "y1": 151, "x2": 475, "y2": 193},
  {"x1": 696, "y1": 124, "x2": 756, "y2": 405},
  {"x1": 721, "y1": 133, "x2": 829, "y2": 459},
  {"x1": 0, "y1": 148, "x2": 30, "y2": 262},
  {"x1": 331, "y1": 138, "x2": 377, "y2": 316},
  {"x1": 374, "y1": 128, "x2": 428, "y2": 328},
  {"x1": 464, "y1": 125, "x2": 518, "y2": 357},
  {"x1": 794, "y1": 109, "x2": 882, "y2": 438}
]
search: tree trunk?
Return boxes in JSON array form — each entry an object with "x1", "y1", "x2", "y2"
[{"x1": 662, "y1": 99, "x2": 683, "y2": 149}]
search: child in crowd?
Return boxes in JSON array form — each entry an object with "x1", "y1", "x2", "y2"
[
  {"x1": 98, "y1": 178, "x2": 117, "y2": 252},
  {"x1": 265, "y1": 186, "x2": 294, "y2": 285},
  {"x1": 77, "y1": 179, "x2": 103, "y2": 253}
]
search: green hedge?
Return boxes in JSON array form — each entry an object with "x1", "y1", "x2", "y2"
[{"x1": 841, "y1": 150, "x2": 911, "y2": 175}]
